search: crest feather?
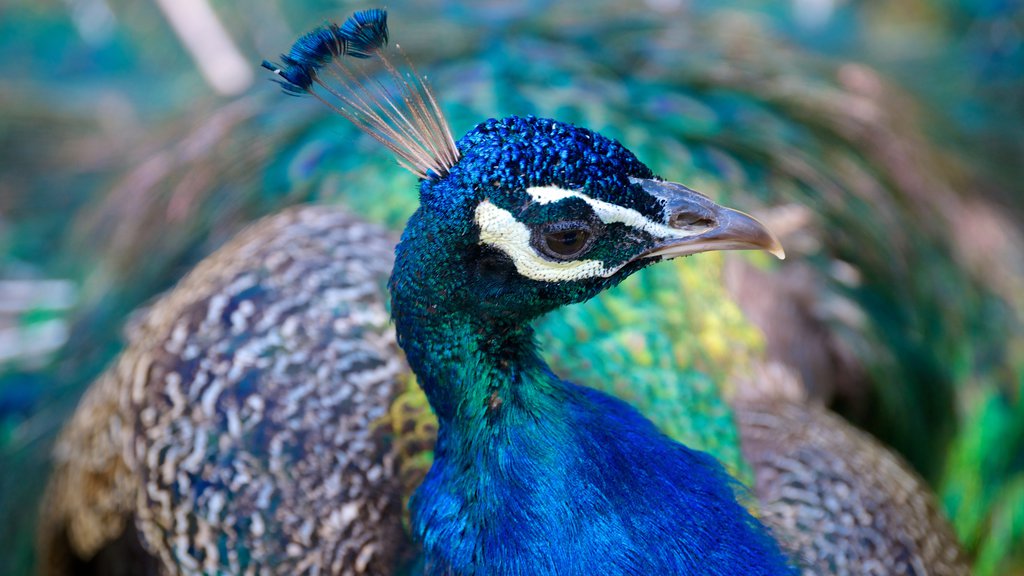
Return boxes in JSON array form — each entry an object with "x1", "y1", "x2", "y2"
[{"x1": 262, "y1": 9, "x2": 459, "y2": 179}]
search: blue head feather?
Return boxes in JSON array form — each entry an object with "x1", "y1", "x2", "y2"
[
  {"x1": 429, "y1": 115, "x2": 654, "y2": 206},
  {"x1": 263, "y1": 8, "x2": 458, "y2": 179},
  {"x1": 400, "y1": 116, "x2": 664, "y2": 337},
  {"x1": 339, "y1": 8, "x2": 389, "y2": 58},
  {"x1": 261, "y1": 9, "x2": 389, "y2": 92}
]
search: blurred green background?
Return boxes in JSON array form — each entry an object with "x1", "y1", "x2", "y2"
[{"x1": 2, "y1": 0, "x2": 1023, "y2": 574}]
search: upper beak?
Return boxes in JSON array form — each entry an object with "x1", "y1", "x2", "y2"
[{"x1": 633, "y1": 179, "x2": 785, "y2": 260}]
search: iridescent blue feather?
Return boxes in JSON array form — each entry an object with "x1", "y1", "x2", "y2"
[
  {"x1": 339, "y1": 8, "x2": 389, "y2": 58},
  {"x1": 261, "y1": 8, "x2": 459, "y2": 180},
  {"x1": 261, "y1": 25, "x2": 344, "y2": 93},
  {"x1": 260, "y1": 9, "x2": 389, "y2": 92}
]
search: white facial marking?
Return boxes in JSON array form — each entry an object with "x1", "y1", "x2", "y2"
[
  {"x1": 475, "y1": 201, "x2": 619, "y2": 281},
  {"x1": 475, "y1": 186, "x2": 712, "y2": 282},
  {"x1": 525, "y1": 186, "x2": 703, "y2": 240}
]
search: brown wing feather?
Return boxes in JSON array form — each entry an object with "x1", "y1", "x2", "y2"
[
  {"x1": 736, "y1": 394, "x2": 970, "y2": 576},
  {"x1": 40, "y1": 206, "x2": 413, "y2": 575}
]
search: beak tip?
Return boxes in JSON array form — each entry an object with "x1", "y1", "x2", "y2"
[
  {"x1": 737, "y1": 210, "x2": 785, "y2": 260},
  {"x1": 731, "y1": 209, "x2": 787, "y2": 260},
  {"x1": 765, "y1": 235, "x2": 786, "y2": 260}
]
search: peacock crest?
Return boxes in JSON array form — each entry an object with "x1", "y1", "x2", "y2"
[{"x1": 262, "y1": 9, "x2": 459, "y2": 179}]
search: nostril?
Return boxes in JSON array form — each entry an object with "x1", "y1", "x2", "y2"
[{"x1": 669, "y1": 213, "x2": 715, "y2": 230}]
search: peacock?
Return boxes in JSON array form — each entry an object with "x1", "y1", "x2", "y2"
[
  {"x1": 37, "y1": 8, "x2": 973, "y2": 575},
  {"x1": 4, "y1": 1, "x2": 1022, "y2": 574}
]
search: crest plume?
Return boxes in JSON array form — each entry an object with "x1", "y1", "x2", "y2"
[{"x1": 262, "y1": 9, "x2": 459, "y2": 179}]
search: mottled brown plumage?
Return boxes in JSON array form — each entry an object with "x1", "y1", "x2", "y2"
[
  {"x1": 39, "y1": 368, "x2": 146, "y2": 576},
  {"x1": 735, "y1": 365, "x2": 970, "y2": 576},
  {"x1": 40, "y1": 207, "x2": 415, "y2": 575}
]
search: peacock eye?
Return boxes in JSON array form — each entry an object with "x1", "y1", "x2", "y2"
[
  {"x1": 536, "y1": 221, "x2": 595, "y2": 260},
  {"x1": 544, "y1": 230, "x2": 589, "y2": 256}
]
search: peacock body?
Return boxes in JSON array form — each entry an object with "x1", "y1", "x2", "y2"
[
  {"x1": 4, "y1": 2, "x2": 1022, "y2": 575},
  {"x1": 44, "y1": 11, "x2": 797, "y2": 573},
  {"x1": 35, "y1": 9, "x2": 977, "y2": 576}
]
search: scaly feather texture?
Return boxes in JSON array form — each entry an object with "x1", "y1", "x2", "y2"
[
  {"x1": 39, "y1": 207, "x2": 410, "y2": 575},
  {"x1": 733, "y1": 364, "x2": 970, "y2": 576}
]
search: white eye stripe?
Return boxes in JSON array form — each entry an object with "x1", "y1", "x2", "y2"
[
  {"x1": 525, "y1": 186, "x2": 701, "y2": 240},
  {"x1": 475, "y1": 201, "x2": 620, "y2": 282}
]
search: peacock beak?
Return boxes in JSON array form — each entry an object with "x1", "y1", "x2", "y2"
[{"x1": 632, "y1": 179, "x2": 785, "y2": 261}]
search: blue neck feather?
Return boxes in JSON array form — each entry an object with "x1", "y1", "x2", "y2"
[{"x1": 391, "y1": 202, "x2": 795, "y2": 576}]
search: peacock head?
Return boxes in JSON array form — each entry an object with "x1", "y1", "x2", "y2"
[
  {"x1": 264, "y1": 9, "x2": 783, "y2": 326},
  {"x1": 409, "y1": 115, "x2": 783, "y2": 324}
]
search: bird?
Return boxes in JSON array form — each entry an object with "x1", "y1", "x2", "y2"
[
  {"x1": 40, "y1": 8, "x2": 800, "y2": 575},
  {"x1": 35, "y1": 8, "x2": 977, "y2": 576},
  {"x1": 9, "y1": 3, "x2": 1021, "y2": 575}
]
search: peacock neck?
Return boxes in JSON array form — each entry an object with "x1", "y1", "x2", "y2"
[
  {"x1": 392, "y1": 287, "x2": 554, "y2": 429},
  {"x1": 389, "y1": 210, "x2": 795, "y2": 575},
  {"x1": 390, "y1": 205, "x2": 560, "y2": 428}
]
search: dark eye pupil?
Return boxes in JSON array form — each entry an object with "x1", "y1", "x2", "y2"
[{"x1": 544, "y1": 229, "x2": 589, "y2": 256}]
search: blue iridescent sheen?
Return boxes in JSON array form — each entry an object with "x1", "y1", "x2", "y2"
[
  {"x1": 260, "y1": 24, "x2": 345, "y2": 93},
  {"x1": 339, "y1": 8, "x2": 389, "y2": 58},
  {"x1": 389, "y1": 115, "x2": 797, "y2": 575},
  {"x1": 260, "y1": 9, "x2": 389, "y2": 92},
  {"x1": 436, "y1": 115, "x2": 657, "y2": 214}
]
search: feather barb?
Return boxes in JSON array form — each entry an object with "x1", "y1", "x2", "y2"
[{"x1": 262, "y1": 9, "x2": 459, "y2": 180}]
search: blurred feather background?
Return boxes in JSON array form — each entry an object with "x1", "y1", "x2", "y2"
[{"x1": 1, "y1": 0, "x2": 1022, "y2": 574}]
